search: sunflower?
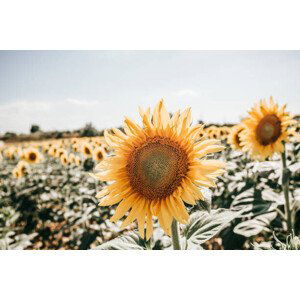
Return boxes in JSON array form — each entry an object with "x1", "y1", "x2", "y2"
[
  {"x1": 228, "y1": 123, "x2": 245, "y2": 150},
  {"x1": 48, "y1": 146, "x2": 58, "y2": 157},
  {"x1": 240, "y1": 97, "x2": 296, "y2": 160},
  {"x1": 92, "y1": 100, "x2": 225, "y2": 240},
  {"x1": 81, "y1": 142, "x2": 93, "y2": 157},
  {"x1": 24, "y1": 148, "x2": 43, "y2": 164},
  {"x1": 3, "y1": 146, "x2": 16, "y2": 159},
  {"x1": 60, "y1": 153, "x2": 69, "y2": 166},
  {"x1": 75, "y1": 155, "x2": 82, "y2": 166},
  {"x1": 68, "y1": 153, "x2": 76, "y2": 164},
  {"x1": 56, "y1": 148, "x2": 67, "y2": 158},
  {"x1": 12, "y1": 167, "x2": 22, "y2": 178},
  {"x1": 93, "y1": 147, "x2": 106, "y2": 162},
  {"x1": 17, "y1": 160, "x2": 29, "y2": 176}
]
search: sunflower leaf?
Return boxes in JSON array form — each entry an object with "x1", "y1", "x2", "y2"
[
  {"x1": 93, "y1": 231, "x2": 146, "y2": 250},
  {"x1": 183, "y1": 209, "x2": 240, "y2": 249}
]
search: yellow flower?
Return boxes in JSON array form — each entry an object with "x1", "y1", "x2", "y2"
[
  {"x1": 12, "y1": 160, "x2": 29, "y2": 178},
  {"x1": 92, "y1": 100, "x2": 225, "y2": 239},
  {"x1": 60, "y1": 153, "x2": 69, "y2": 166},
  {"x1": 93, "y1": 147, "x2": 106, "y2": 162},
  {"x1": 81, "y1": 142, "x2": 93, "y2": 157},
  {"x1": 56, "y1": 148, "x2": 67, "y2": 158},
  {"x1": 228, "y1": 123, "x2": 245, "y2": 150},
  {"x1": 48, "y1": 146, "x2": 59, "y2": 157},
  {"x1": 12, "y1": 167, "x2": 22, "y2": 178},
  {"x1": 75, "y1": 155, "x2": 82, "y2": 166},
  {"x1": 240, "y1": 97, "x2": 296, "y2": 160},
  {"x1": 24, "y1": 148, "x2": 43, "y2": 164},
  {"x1": 68, "y1": 153, "x2": 76, "y2": 164}
]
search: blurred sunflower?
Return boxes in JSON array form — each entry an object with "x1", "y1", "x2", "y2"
[
  {"x1": 81, "y1": 142, "x2": 93, "y2": 157},
  {"x1": 12, "y1": 167, "x2": 22, "y2": 178},
  {"x1": 93, "y1": 147, "x2": 106, "y2": 162},
  {"x1": 228, "y1": 124, "x2": 245, "y2": 150},
  {"x1": 24, "y1": 148, "x2": 43, "y2": 164},
  {"x1": 60, "y1": 153, "x2": 69, "y2": 166},
  {"x1": 12, "y1": 160, "x2": 29, "y2": 178},
  {"x1": 75, "y1": 156, "x2": 82, "y2": 166},
  {"x1": 17, "y1": 160, "x2": 29, "y2": 173},
  {"x1": 48, "y1": 146, "x2": 58, "y2": 157},
  {"x1": 56, "y1": 148, "x2": 67, "y2": 158},
  {"x1": 68, "y1": 153, "x2": 76, "y2": 164},
  {"x1": 240, "y1": 97, "x2": 296, "y2": 160},
  {"x1": 92, "y1": 100, "x2": 225, "y2": 239}
]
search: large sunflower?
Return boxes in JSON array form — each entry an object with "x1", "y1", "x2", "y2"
[
  {"x1": 240, "y1": 97, "x2": 296, "y2": 160},
  {"x1": 92, "y1": 100, "x2": 225, "y2": 239}
]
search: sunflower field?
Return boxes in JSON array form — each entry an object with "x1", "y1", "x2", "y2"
[{"x1": 1, "y1": 97, "x2": 299, "y2": 250}]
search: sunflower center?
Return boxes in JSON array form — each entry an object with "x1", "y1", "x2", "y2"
[
  {"x1": 256, "y1": 114, "x2": 281, "y2": 146},
  {"x1": 97, "y1": 152, "x2": 103, "y2": 160},
  {"x1": 127, "y1": 137, "x2": 188, "y2": 200},
  {"x1": 29, "y1": 153, "x2": 37, "y2": 161}
]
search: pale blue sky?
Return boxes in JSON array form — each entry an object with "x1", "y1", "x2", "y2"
[{"x1": 0, "y1": 50, "x2": 299, "y2": 133}]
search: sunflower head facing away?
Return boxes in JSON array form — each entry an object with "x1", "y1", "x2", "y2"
[
  {"x1": 240, "y1": 97, "x2": 296, "y2": 160},
  {"x1": 228, "y1": 123, "x2": 245, "y2": 151},
  {"x1": 92, "y1": 100, "x2": 225, "y2": 240}
]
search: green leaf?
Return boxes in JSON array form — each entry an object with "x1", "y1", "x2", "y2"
[
  {"x1": 230, "y1": 187, "x2": 276, "y2": 218},
  {"x1": 183, "y1": 209, "x2": 240, "y2": 249},
  {"x1": 233, "y1": 211, "x2": 277, "y2": 238},
  {"x1": 93, "y1": 231, "x2": 146, "y2": 250}
]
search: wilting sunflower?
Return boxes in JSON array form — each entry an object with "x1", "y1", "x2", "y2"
[
  {"x1": 93, "y1": 147, "x2": 106, "y2": 162},
  {"x1": 240, "y1": 97, "x2": 296, "y2": 160},
  {"x1": 24, "y1": 148, "x2": 43, "y2": 164},
  {"x1": 228, "y1": 123, "x2": 245, "y2": 150},
  {"x1": 92, "y1": 100, "x2": 225, "y2": 240}
]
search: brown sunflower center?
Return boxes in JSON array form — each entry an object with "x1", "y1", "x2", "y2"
[
  {"x1": 127, "y1": 137, "x2": 189, "y2": 200},
  {"x1": 97, "y1": 151, "x2": 103, "y2": 160},
  {"x1": 256, "y1": 114, "x2": 281, "y2": 146},
  {"x1": 85, "y1": 147, "x2": 91, "y2": 155},
  {"x1": 29, "y1": 152, "x2": 37, "y2": 161}
]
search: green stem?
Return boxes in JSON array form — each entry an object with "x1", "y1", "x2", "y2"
[
  {"x1": 171, "y1": 219, "x2": 181, "y2": 250},
  {"x1": 281, "y1": 147, "x2": 293, "y2": 235}
]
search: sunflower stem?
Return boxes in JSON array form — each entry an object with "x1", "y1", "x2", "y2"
[
  {"x1": 171, "y1": 219, "x2": 181, "y2": 250},
  {"x1": 281, "y1": 146, "x2": 293, "y2": 235}
]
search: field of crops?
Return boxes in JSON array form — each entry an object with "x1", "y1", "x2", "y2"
[{"x1": 0, "y1": 100, "x2": 299, "y2": 250}]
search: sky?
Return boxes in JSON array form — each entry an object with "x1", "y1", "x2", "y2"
[{"x1": 0, "y1": 50, "x2": 299, "y2": 134}]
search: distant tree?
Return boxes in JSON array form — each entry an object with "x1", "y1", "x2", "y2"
[
  {"x1": 30, "y1": 124, "x2": 40, "y2": 133},
  {"x1": 81, "y1": 123, "x2": 98, "y2": 137}
]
